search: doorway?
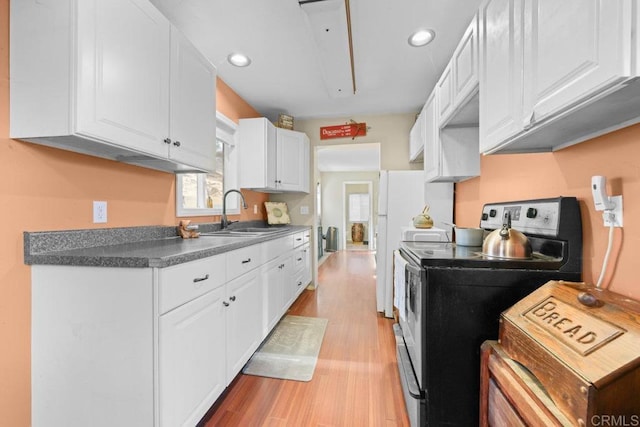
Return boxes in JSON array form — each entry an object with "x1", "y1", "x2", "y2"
[
  {"x1": 343, "y1": 181, "x2": 373, "y2": 251},
  {"x1": 315, "y1": 143, "x2": 381, "y2": 254}
]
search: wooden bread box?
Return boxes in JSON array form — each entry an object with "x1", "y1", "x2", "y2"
[{"x1": 486, "y1": 280, "x2": 640, "y2": 427}]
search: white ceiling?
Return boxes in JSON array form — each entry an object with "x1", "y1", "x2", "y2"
[{"x1": 151, "y1": 0, "x2": 483, "y2": 122}]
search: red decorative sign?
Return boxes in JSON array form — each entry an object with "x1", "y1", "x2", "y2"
[{"x1": 320, "y1": 123, "x2": 367, "y2": 140}]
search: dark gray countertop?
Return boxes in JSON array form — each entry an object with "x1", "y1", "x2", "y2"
[{"x1": 24, "y1": 223, "x2": 311, "y2": 268}]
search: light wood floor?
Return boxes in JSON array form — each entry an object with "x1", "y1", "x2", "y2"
[{"x1": 203, "y1": 250, "x2": 410, "y2": 426}]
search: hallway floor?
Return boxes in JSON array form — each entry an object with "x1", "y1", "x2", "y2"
[{"x1": 203, "y1": 250, "x2": 409, "y2": 426}]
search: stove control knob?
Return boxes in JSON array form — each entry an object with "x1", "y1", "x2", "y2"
[
  {"x1": 489, "y1": 209, "x2": 497, "y2": 218},
  {"x1": 526, "y1": 208, "x2": 538, "y2": 218},
  {"x1": 482, "y1": 213, "x2": 489, "y2": 221}
]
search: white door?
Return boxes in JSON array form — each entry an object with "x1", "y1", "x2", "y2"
[
  {"x1": 478, "y1": 0, "x2": 525, "y2": 153},
  {"x1": 159, "y1": 286, "x2": 226, "y2": 427},
  {"x1": 76, "y1": 0, "x2": 170, "y2": 157},
  {"x1": 225, "y1": 270, "x2": 263, "y2": 383},
  {"x1": 523, "y1": 0, "x2": 631, "y2": 124},
  {"x1": 168, "y1": 27, "x2": 217, "y2": 172},
  {"x1": 276, "y1": 129, "x2": 304, "y2": 191}
]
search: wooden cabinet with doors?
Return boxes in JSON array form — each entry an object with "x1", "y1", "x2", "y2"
[{"x1": 10, "y1": 0, "x2": 217, "y2": 173}]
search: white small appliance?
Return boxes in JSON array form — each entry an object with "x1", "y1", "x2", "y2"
[{"x1": 401, "y1": 226, "x2": 450, "y2": 242}]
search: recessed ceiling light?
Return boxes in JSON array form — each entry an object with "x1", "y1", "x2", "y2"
[
  {"x1": 408, "y1": 29, "x2": 436, "y2": 47},
  {"x1": 227, "y1": 53, "x2": 252, "y2": 67}
]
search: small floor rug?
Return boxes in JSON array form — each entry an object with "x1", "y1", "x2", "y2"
[{"x1": 242, "y1": 315, "x2": 328, "y2": 382}]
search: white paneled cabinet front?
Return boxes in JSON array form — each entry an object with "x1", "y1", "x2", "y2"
[
  {"x1": 224, "y1": 269, "x2": 263, "y2": 383},
  {"x1": 522, "y1": 0, "x2": 630, "y2": 124},
  {"x1": 167, "y1": 28, "x2": 217, "y2": 171},
  {"x1": 239, "y1": 118, "x2": 310, "y2": 193},
  {"x1": 159, "y1": 286, "x2": 226, "y2": 427},
  {"x1": 10, "y1": 0, "x2": 216, "y2": 173},
  {"x1": 478, "y1": 0, "x2": 524, "y2": 153},
  {"x1": 479, "y1": 0, "x2": 637, "y2": 154}
]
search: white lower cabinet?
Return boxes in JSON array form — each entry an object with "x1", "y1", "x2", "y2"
[
  {"x1": 159, "y1": 286, "x2": 226, "y2": 427},
  {"x1": 224, "y1": 269, "x2": 263, "y2": 383},
  {"x1": 262, "y1": 255, "x2": 291, "y2": 337},
  {"x1": 30, "y1": 229, "x2": 312, "y2": 427}
]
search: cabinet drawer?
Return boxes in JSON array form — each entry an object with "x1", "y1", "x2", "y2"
[
  {"x1": 293, "y1": 232, "x2": 305, "y2": 247},
  {"x1": 303, "y1": 229, "x2": 311, "y2": 244},
  {"x1": 227, "y1": 244, "x2": 262, "y2": 281},
  {"x1": 262, "y1": 235, "x2": 294, "y2": 262},
  {"x1": 293, "y1": 247, "x2": 305, "y2": 273},
  {"x1": 159, "y1": 255, "x2": 226, "y2": 314}
]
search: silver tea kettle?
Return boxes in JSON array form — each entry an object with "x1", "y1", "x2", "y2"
[{"x1": 482, "y1": 211, "x2": 532, "y2": 259}]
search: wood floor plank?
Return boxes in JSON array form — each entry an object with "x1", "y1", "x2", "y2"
[{"x1": 203, "y1": 251, "x2": 410, "y2": 426}]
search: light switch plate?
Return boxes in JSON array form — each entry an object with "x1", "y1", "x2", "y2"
[{"x1": 300, "y1": 205, "x2": 309, "y2": 215}]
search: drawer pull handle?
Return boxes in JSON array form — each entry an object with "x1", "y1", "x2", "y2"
[
  {"x1": 297, "y1": 282, "x2": 302, "y2": 286},
  {"x1": 242, "y1": 258, "x2": 252, "y2": 264},
  {"x1": 229, "y1": 295, "x2": 236, "y2": 302},
  {"x1": 193, "y1": 274, "x2": 209, "y2": 283},
  {"x1": 297, "y1": 258, "x2": 302, "y2": 261},
  {"x1": 223, "y1": 301, "x2": 230, "y2": 307},
  {"x1": 296, "y1": 238, "x2": 302, "y2": 241}
]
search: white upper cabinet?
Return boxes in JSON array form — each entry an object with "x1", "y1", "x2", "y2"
[
  {"x1": 168, "y1": 28, "x2": 217, "y2": 172},
  {"x1": 522, "y1": 0, "x2": 630, "y2": 124},
  {"x1": 239, "y1": 118, "x2": 310, "y2": 193},
  {"x1": 409, "y1": 105, "x2": 426, "y2": 162},
  {"x1": 480, "y1": 0, "x2": 639, "y2": 154},
  {"x1": 74, "y1": 0, "x2": 171, "y2": 159},
  {"x1": 10, "y1": 0, "x2": 216, "y2": 173},
  {"x1": 439, "y1": 15, "x2": 480, "y2": 127},
  {"x1": 276, "y1": 128, "x2": 308, "y2": 192},
  {"x1": 424, "y1": 93, "x2": 480, "y2": 183},
  {"x1": 478, "y1": 0, "x2": 524, "y2": 152}
]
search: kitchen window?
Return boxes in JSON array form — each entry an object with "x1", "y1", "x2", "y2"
[{"x1": 176, "y1": 112, "x2": 239, "y2": 216}]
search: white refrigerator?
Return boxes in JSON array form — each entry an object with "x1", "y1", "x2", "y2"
[{"x1": 376, "y1": 170, "x2": 453, "y2": 317}]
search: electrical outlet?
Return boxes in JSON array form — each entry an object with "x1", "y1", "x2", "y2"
[
  {"x1": 603, "y1": 195, "x2": 623, "y2": 227},
  {"x1": 300, "y1": 205, "x2": 309, "y2": 215},
  {"x1": 93, "y1": 201, "x2": 107, "y2": 223}
]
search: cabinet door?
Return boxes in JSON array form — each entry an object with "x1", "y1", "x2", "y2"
[
  {"x1": 423, "y1": 95, "x2": 440, "y2": 182},
  {"x1": 302, "y1": 243, "x2": 312, "y2": 288},
  {"x1": 452, "y1": 16, "x2": 479, "y2": 107},
  {"x1": 409, "y1": 106, "x2": 426, "y2": 162},
  {"x1": 263, "y1": 257, "x2": 285, "y2": 336},
  {"x1": 225, "y1": 269, "x2": 263, "y2": 383},
  {"x1": 276, "y1": 128, "x2": 304, "y2": 191},
  {"x1": 523, "y1": 0, "x2": 632, "y2": 124},
  {"x1": 159, "y1": 286, "x2": 226, "y2": 427},
  {"x1": 478, "y1": 0, "x2": 524, "y2": 153},
  {"x1": 76, "y1": 0, "x2": 170, "y2": 158},
  {"x1": 168, "y1": 27, "x2": 217, "y2": 172},
  {"x1": 437, "y1": 64, "x2": 454, "y2": 123}
]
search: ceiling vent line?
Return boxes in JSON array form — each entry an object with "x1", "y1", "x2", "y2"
[{"x1": 299, "y1": 0, "x2": 356, "y2": 98}]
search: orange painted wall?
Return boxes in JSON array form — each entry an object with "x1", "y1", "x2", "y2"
[
  {"x1": 455, "y1": 124, "x2": 640, "y2": 301},
  {"x1": 0, "y1": 1, "x2": 266, "y2": 423}
]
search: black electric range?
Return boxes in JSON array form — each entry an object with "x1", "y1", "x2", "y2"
[{"x1": 394, "y1": 197, "x2": 582, "y2": 426}]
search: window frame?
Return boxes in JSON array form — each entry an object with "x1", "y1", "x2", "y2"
[{"x1": 175, "y1": 111, "x2": 240, "y2": 217}]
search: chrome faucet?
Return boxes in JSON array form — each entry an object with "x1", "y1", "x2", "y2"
[{"x1": 221, "y1": 189, "x2": 248, "y2": 229}]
